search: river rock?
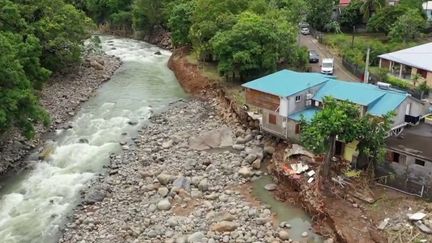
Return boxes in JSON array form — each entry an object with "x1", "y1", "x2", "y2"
[
  {"x1": 302, "y1": 232, "x2": 308, "y2": 237},
  {"x1": 238, "y1": 167, "x2": 252, "y2": 177},
  {"x1": 264, "y1": 146, "x2": 275, "y2": 155},
  {"x1": 278, "y1": 230, "x2": 290, "y2": 240},
  {"x1": 211, "y1": 221, "x2": 238, "y2": 232},
  {"x1": 162, "y1": 140, "x2": 173, "y2": 149},
  {"x1": 157, "y1": 198, "x2": 171, "y2": 210},
  {"x1": 232, "y1": 144, "x2": 245, "y2": 151},
  {"x1": 173, "y1": 176, "x2": 191, "y2": 191},
  {"x1": 157, "y1": 173, "x2": 172, "y2": 185},
  {"x1": 198, "y1": 179, "x2": 209, "y2": 192},
  {"x1": 244, "y1": 154, "x2": 257, "y2": 164},
  {"x1": 78, "y1": 138, "x2": 89, "y2": 144},
  {"x1": 264, "y1": 183, "x2": 277, "y2": 191},
  {"x1": 154, "y1": 51, "x2": 162, "y2": 55},
  {"x1": 252, "y1": 158, "x2": 261, "y2": 169},
  {"x1": 187, "y1": 232, "x2": 205, "y2": 243},
  {"x1": 90, "y1": 60, "x2": 104, "y2": 70},
  {"x1": 158, "y1": 187, "x2": 169, "y2": 197}
]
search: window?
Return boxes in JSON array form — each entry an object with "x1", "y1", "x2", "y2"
[
  {"x1": 295, "y1": 124, "x2": 301, "y2": 134},
  {"x1": 415, "y1": 159, "x2": 425, "y2": 166},
  {"x1": 393, "y1": 152, "x2": 400, "y2": 163},
  {"x1": 269, "y1": 114, "x2": 277, "y2": 124},
  {"x1": 295, "y1": 95, "x2": 301, "y2": 102}
]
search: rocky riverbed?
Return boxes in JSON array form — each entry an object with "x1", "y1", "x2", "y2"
[
  {"x1": 0, "y1": 53, "x2": 122, "y2": 174},
  {"x1": 59, "y1": 98, "x2": 308, "y2": 243}
]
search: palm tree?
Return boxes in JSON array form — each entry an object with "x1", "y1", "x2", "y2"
[{"x1": 360, "y1": 0, "x2": 385, "y2": 22}]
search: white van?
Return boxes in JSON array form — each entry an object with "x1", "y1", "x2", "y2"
[{"x1": 321, "y1": 58, "x2": 334, "y2": 75}]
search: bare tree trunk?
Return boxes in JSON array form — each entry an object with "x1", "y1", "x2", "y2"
[{"x1": 321, "y1": 135, "x2": 336, "y2": 179}]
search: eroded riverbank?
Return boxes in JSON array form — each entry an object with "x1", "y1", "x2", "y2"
[{"x1": 60, "y1": 98, "x2": 320, "y2": 243}]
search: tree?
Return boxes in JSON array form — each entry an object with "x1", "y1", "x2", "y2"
[
  {"x1": 389, "y1": 9, "x2": 426, "y2": 43},
  {"x1": 168, "y1": 1, "x2": 195, "y2": 46},
  {"x1": 0, "y1": 32, "x2": 49, "y2": 138},
  {"x1": 340, "y1": 0, "x2": 364, "y2": 30},
  {"x1": 210, "y1": 11, "x2": 298, "y2": 81},
  {"x1": 301, "y1": 97, "x2": 361, "y2": 179},
  {"x1": 367, "y1": 5, "x2": 406, "y2": 34},
  {"x1": 132, "y1": 0, "x2": 164, "y2": 34},
  {"x1": 189, "y1": 0, "x2": 249, "y2": 59},
  {"x1": 417, "y1": 81, "x2": 431, "y2": 100},
  {"x1": 305, "y1": 0, "x2": 333, "y2": 31},
  {"x1": 360, "y1": 0, "x2": 385, "y2": 22},
  {"x1": 355, "y1": 113, "x2": 393, "y2": 177}
]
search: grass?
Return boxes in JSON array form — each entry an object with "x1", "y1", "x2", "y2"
[
  {"x1": 185, "y1": 51, "x2": 246, "y2": 105},
  {"x1": 186, "y1": 52, "x2": 222, "y2": 82}
]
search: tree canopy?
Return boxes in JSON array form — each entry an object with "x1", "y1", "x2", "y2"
[
  {"x1": 301, "y1": 97, "x2": 393, "y2": 179},
  {"x1": 0, "y1": 0, "x2": 92, "y2": 138}
]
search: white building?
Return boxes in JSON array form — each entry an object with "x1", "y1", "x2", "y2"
[{"x1": 423, "y1": 1, "x2": 432, "y2": 21}]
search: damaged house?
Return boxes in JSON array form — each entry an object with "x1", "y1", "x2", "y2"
[{"x1": 243, "y1": 69, "x2": 432, "y2": 194}]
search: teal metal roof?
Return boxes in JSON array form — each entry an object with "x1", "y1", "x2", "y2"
[
  {"x1": 288, "y1": 107, "x2": 320, "y2": 122},
  {"x1": 367, "y1": 92, "x2": 408, "y2": 116},
  {"x1": 313, "y1": 79, "x2": 408, "y2": 116},
  {"x1": 313, "y1": 80, "x2": 385, "y2": 106},
  {"x1": 242, "y1": 70, "x2": 332, "y2": 97},
  {"x1": 243, "y1": 69, "x2": 410, "y2": 117}
]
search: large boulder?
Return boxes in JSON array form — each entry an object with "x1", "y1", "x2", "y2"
[
  {"x1": 157, "y1": 198, "x2": 171, "y2": 210},
  {"x1": 238, "y1": 167, "x2": 252, "y2": 178},
  {"x1": 189, "y1": 127, "x2": 233, "y2": 150},
  {"x1": 211, "y1": 221, "x2": 238, "y2": 232},
  {"x1": 187, "y1": 232, "x2": 205, "y2": 243}
]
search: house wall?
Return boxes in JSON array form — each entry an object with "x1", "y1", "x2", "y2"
[
  {"x1": 386, "y1": 150, "x2": 432, "y2": 184},
  {"x1": 245, "y1": 89, "x2": 279, "y2": 111},
  {"x1": 286, "y1": 85, "x2": 324, "y2": 114},
  {"x1": 393, "y1": 98, "x2": 425, "y2": 126},
  {"x1": 426, "y1": 72, "x2": 432, "y2": 86},
  {"x1": 261, "y1": 109, "x2": 287, "y2": 138},
  {"x1": 343, "y1": 140, "x2": 359, "y2": 162},
  {"x1": 286, "y1": 119, "x2": 301, "y2": 142}
]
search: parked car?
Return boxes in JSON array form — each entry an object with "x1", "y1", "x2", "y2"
[
  {"x1": 321, "y1": 58, "x2": 334, "y2": 75},
  {"x1": 300, "y1": 27, "x2": 310, "y2": 35},
  {"x1": 309, "y1": 50, "x2": 319, "y2": 63}
]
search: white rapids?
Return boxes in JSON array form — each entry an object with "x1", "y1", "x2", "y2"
[{"x1": 0, "y1": 36, "x2": 186, "y2": 243}]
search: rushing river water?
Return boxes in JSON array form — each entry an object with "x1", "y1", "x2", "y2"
[{"x1": 0, "y1": 36, "x2": 186, "y2": 243}]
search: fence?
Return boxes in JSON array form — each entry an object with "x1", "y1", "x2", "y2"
[{"x1": 375, "y1": 175, "x2": 426, "y2": 197}]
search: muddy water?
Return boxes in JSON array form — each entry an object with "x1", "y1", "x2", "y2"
[
  {"x1": 252, "y1": 175, "x2": 322, "y2": 242},
  {"x1": 0, "y1": 36, "x2": 186, "y2": 243}
]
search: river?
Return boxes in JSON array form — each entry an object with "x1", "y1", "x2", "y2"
[{"x1": 0, "y1": 36, "x2": 186, "y2": 243}]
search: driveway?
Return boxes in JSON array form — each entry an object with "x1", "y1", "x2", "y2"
[{"x1": 300, "y1": 34, "x2": 360, "y2": 82}]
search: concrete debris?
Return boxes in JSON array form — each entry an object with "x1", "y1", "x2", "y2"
[
  {"x1": 414, "y1": 221, "x2": 432, "y2": 234},
  {"x1": 378, "y1": 218, "x2": 390, "y2": 230},
  {"x1": 408, "y1": 212, "x2": 426, "y2": 221},
  {"x1": 284, "y1": 144, "x2": 315, "y2": 160},
  {"x1": 306, "y1": 170, "x2": 315, "y2": 177},
  {"x1": 291, "y1": 163, "x2": 309, "y2": 174},
  {"x1": 307, "y1": 177, "x2": 314, "y2": 184}
]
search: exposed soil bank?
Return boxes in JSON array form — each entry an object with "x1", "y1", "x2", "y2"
[{"x1": 0, "y1": 54, "x2": 122, "y2": 175}]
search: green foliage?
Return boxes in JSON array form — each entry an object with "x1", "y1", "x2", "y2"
[
  {"x1": 0, "y1": 32, "x2": 49, "y2": 138},
  {"x1": 389, "y1": 9, "x2": 426, "y2": 43},
  {"x1": 386, "y1": 75, "x2": 412, "y2": 89},
  {"x1": 301, "y1": 97, "x2": 394, "y2": 177},
  {"x1": 168, "y1": 1, "x2": 195, "y2": 46},
  {"x1": 367, "y1": 5, "x2": 407, "y2": 34},
  {"x1": 132, "y1": 0, "x2": 164, "y2": 34},
  {"x1": 210, "y1": 11, "x2": 298, "y2": 80},
  {"x1": 301, "y1": 97, "x2": 360, "y2": 154},
  {"x1": 0, "y1": 0, "x2": 92, "y2": 138},
  {"x1": 340, "y1": 0, "x2": 363, "y2": 29},
  {"x1": 305, "y1": 0, "x2": 333, "y2": 31},
  {"x1": 360, "y1": 0, "x2": 385, "y2": 22}
]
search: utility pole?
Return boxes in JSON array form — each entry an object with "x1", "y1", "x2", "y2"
[
  {"x1": 351, "y1": 25, "x2": 356, "y2": 48},
  {"x1": 364, "y1": 47, "x2": 370, "y2": 83}
]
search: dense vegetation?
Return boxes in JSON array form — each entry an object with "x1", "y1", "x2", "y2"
[
  {"x1": 73, "y1": 0, "x2": 308, "y2": 80},
  {"x1": 0, "y1": 0, "x2": 92, "y2": 138}
]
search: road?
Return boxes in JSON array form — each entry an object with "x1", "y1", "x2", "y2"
[{"x1": 299, "y1": 34, "x2": 360, "y2": 82}]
